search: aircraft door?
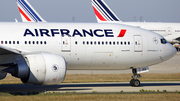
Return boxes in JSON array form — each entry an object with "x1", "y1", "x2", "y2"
[
  {"x1": 61, "y1": 35, "x2": 71, "y2": 52},
  {"x1": 134, "y1": 35, "x2": 143, "y2": 52},
  {"x1": 166, "y1": 27, "x2": 172, "y2": 35}
]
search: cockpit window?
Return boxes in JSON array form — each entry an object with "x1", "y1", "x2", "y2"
[{"x1": 161, "y1": 38, "x2": 168, "y2": 44}]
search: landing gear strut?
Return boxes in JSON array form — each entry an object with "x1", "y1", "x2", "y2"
[{"x1": 130, "y1": 68, "x2": 141, "y2": 87}]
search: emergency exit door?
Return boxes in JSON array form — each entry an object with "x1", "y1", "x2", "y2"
[
  {"x1": 134, "y1": 35, "x2": 143, "y2": 52},
  {"x1": 61, "y1": 35, "x2": 71, "y2": 52}
]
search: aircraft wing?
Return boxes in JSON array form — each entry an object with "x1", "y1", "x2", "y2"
[
  {"x1": 175, "y1": 37, "x2": 180, "y2": 42},
  {"x1": 0, "y1": 45, "x2": 29, "y2": 55},
  {"x1": 164, "y1": 34, "x2": 180, "y2": 43}
]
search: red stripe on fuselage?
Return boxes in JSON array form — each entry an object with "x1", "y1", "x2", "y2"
[
  {"x1": 18, "y1": 7, "x2": 31, "y2": 21},
  {"x1": 117, "y1": 29, "x2": 127, "y2": 37},
  {"x1": 93, "y1": 6, "x2": 107, "y2": 21}
]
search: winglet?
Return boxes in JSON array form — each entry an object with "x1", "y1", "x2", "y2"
[
  {"x1": 16, "y1": 0, "x2": 46, "y2": 22},
  {"x1": 15, "y1": 18, "x2": 18, "y2": 22},
  {"x1": 91, "y1": 0, "x2": 122, "y2": 22}
]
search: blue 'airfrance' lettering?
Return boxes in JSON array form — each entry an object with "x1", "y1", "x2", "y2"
[
  {"x1": 51, "y1": 29, "x2": 59, "y2": 37},
  {"x1": 94, "y1": 29, "x2": 104, "y2": 37},
  {"x1": 83, "y1": 29, "x2": 93, "y2": 37},
  {"x1": 60, "y1": 29, "x2": 71, "y2": 37},
  {"x1": 35, "y1": 29, "x2": 39, "y2": 36},
  {"x1": 24, "y1": 29, "x2": 35, "y2": 36},
  {"x1": 23, "y1": 29, "x2": 115, "y2": 37},
  {"x1": 40, "y1": 29, "x2": 50, "y2": 37},
  {"x1": 105, "y1": 29, "x2": 114, "y2": 37},
  {"x1": 73, "y1": 29, "x2": 83, "y2": 37}
]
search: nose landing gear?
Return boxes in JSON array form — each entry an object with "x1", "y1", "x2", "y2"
[{"x1": 130, "y1": 68, "x2": 141, "y2": 87}]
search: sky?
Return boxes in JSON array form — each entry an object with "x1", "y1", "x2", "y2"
[{"x1": 0, "y1": 0, "x2": 180, "y2": 23}]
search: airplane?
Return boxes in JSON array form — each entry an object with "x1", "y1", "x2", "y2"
[
  {"x1": 16, "y1": 0, "x2": 46, "y2": 22},
  {"x1": 0, "y1": 22, "x2": 176, "y2": 87},
  {"x1": 91, "y1": 0, "x2": 180, "y2": 49}
]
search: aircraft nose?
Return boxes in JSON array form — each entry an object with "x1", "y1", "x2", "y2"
[
  {"x1": 161, "y1": 43, "x2": 177, "y2": 61},
  {"x1": 171, "y1": 44, "x2": 177, "y2": 57}
]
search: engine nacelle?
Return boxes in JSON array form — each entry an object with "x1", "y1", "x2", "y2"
[
  {"x1": 4, "y1": 52, "x2": 66, "y2": 85},
  {"x1": 0, "y1": 72, "x2": 7, "y2": 80}
]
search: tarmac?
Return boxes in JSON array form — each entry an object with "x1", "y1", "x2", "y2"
[{"x1": 0, "y1": 81, "x2": 179, "y2": 94}]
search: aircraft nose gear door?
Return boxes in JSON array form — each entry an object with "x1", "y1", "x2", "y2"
[
  {"x1": 134, "y1": 35, "x2": 143, "y2": 52},
  {"x1": 61, "y1": 35, "x2": 71, "y2": 52}
]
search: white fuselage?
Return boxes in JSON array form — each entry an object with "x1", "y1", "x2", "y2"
[
  {"x1": 0, "y1": 22, "x2": 176, "y2": 70},
  {"x1": 110, "y1": 22, "x2": 180, "y2": 43}
]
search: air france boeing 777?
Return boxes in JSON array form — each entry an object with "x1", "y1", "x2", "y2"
[
  {"x1": 0, "y1": 22, "x2": 176, "y2": 87},
  {"x1": 91, "y1": 0, "x2": 180, "y2": 48}
]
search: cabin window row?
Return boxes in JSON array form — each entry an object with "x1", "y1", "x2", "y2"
[
  {"x1": 75, "y1": 41, "x2": 131, "y2": 45},
  {"x1": 25, "y1": 41, "x2": 47, "y2": 45},
  {"x1": 149, "y1": 30, "x2": 166, "y2": 32},
  {"x1": 1, "y1": 41, "x2": 19, "y2": 44},
  {"x1": 175, "y1": 30, "x2": 180, "y2": 32}
]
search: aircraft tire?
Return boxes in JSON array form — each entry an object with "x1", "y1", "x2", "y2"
[
  {"x1": 130, "y1": 79, "x2": 140, "y2": 87},
  {"x1": 130, "y1": 79, "x2": 135, "y2": 86},
  {"x1": 134, "y1": 79, "x2": 140, "y2": 87}
]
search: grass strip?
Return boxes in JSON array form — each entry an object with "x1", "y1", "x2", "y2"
[{"x1": 0, "y1": 93, "x2": 180, "y2": 101}]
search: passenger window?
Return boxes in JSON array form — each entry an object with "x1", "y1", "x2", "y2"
[
  {"x1": 106, "y1": 41, "x2": 108, "y2": 45},
  {"x1": 90, "y1": 41, "x2": 93, "y2": 45},
  {"x1": 75, "y1": 41, "x2": 77, "y2": 45},
  {"x1": 29, "y1": 41, "x2": 31, "y2": 44},
  {"x1": 128, "y1": 42, "x2": 130, "y2": 45},
  {"x1": 1, "y1": 41, "x2": 3, "y2": 44},
  {"x1": 109, "y1": 42, "x2": 112, "y2": 45},
  {"x1": 40, "y1": 41, "x2": 43, "y2": 44},
  {"x1": 121, "y1": 42, "x2": 123, "y2": 45},
  {"x1": 102, "y1": 41, "x2": 104, "y2": 45},
  {"x1": 25, "y1": 41, "x2": 27, "y2": 44},
  {"x1": 44, "y1": 41, "x2": 47, "y2": 44},
  {"x1": 36, "y1": 41, "x2": 39, "y2": 44},
  {"x1": 98, "y1": 41, "x2": 100, "y2": 45},
  {"x1": 94, "y1": 41, "x2": 96, "y2": 45},
  {"x1": 17, "y1": 41, "x2": 19, "y2": 44},
  {"x1": 9, "y1": 41, "x2": 11, "y2": 44},
  {"x1": 135, "y1": 41, "x2": 137, "y2": 45},
  {"x1": 87, "y1": 41, "x2": 89, "y2": 45},
  {"x1": 113, "y1": 42, "x2": 115, "y2": 45},
  {"x1": 13, "y1": 41, "x2": 15, "y2": 44},
  {"x1": 124, "y1": 42, "x2": 126, "y2": 45},
  {"x1": 83, "y1": 41, "x2": 85, "y2": 45},
  {"x1": 33, "y1": 41, "x2": 35, "y2": 44},
  {"x1": 117, "y1": 42, "x2": 119, "y2": 45}
]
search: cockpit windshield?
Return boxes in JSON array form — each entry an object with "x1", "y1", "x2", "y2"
[{"x1": 161, "y1": 38, "x2": 168, "y2": 44}]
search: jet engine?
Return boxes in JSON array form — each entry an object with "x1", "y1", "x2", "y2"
[
  {"x1": 3, "y1": 52, "x2": 66, "y2": 85},
  {"x1": 0, "y1": 72, "x2": 7, "y2": 80}
]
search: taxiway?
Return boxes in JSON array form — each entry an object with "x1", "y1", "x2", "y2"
[{"x1": 0, "y1": 81, "x2": 179, "y2": 94}]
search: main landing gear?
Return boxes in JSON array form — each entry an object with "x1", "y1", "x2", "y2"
[{"x1": 130, "y1": 68, "x2": 141, "y2": 87}]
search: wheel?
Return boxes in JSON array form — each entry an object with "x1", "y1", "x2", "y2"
[
  {"x1": 134, "y1": 79, "x2": 140, "y2": 87},
  {"x1": 130, "y1": 79, "x2": 135, "y2": 86},
  {"x1": 130, "y1": 79, "x2": 140, "y2": 87}
]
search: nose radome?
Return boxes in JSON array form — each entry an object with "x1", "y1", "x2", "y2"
[
  {"x1": 171, "y1": 44, "x2": 177, "y2": 57},
  {"x1": 162, "y1": 44, "x2": 177, "y2": 61}
]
